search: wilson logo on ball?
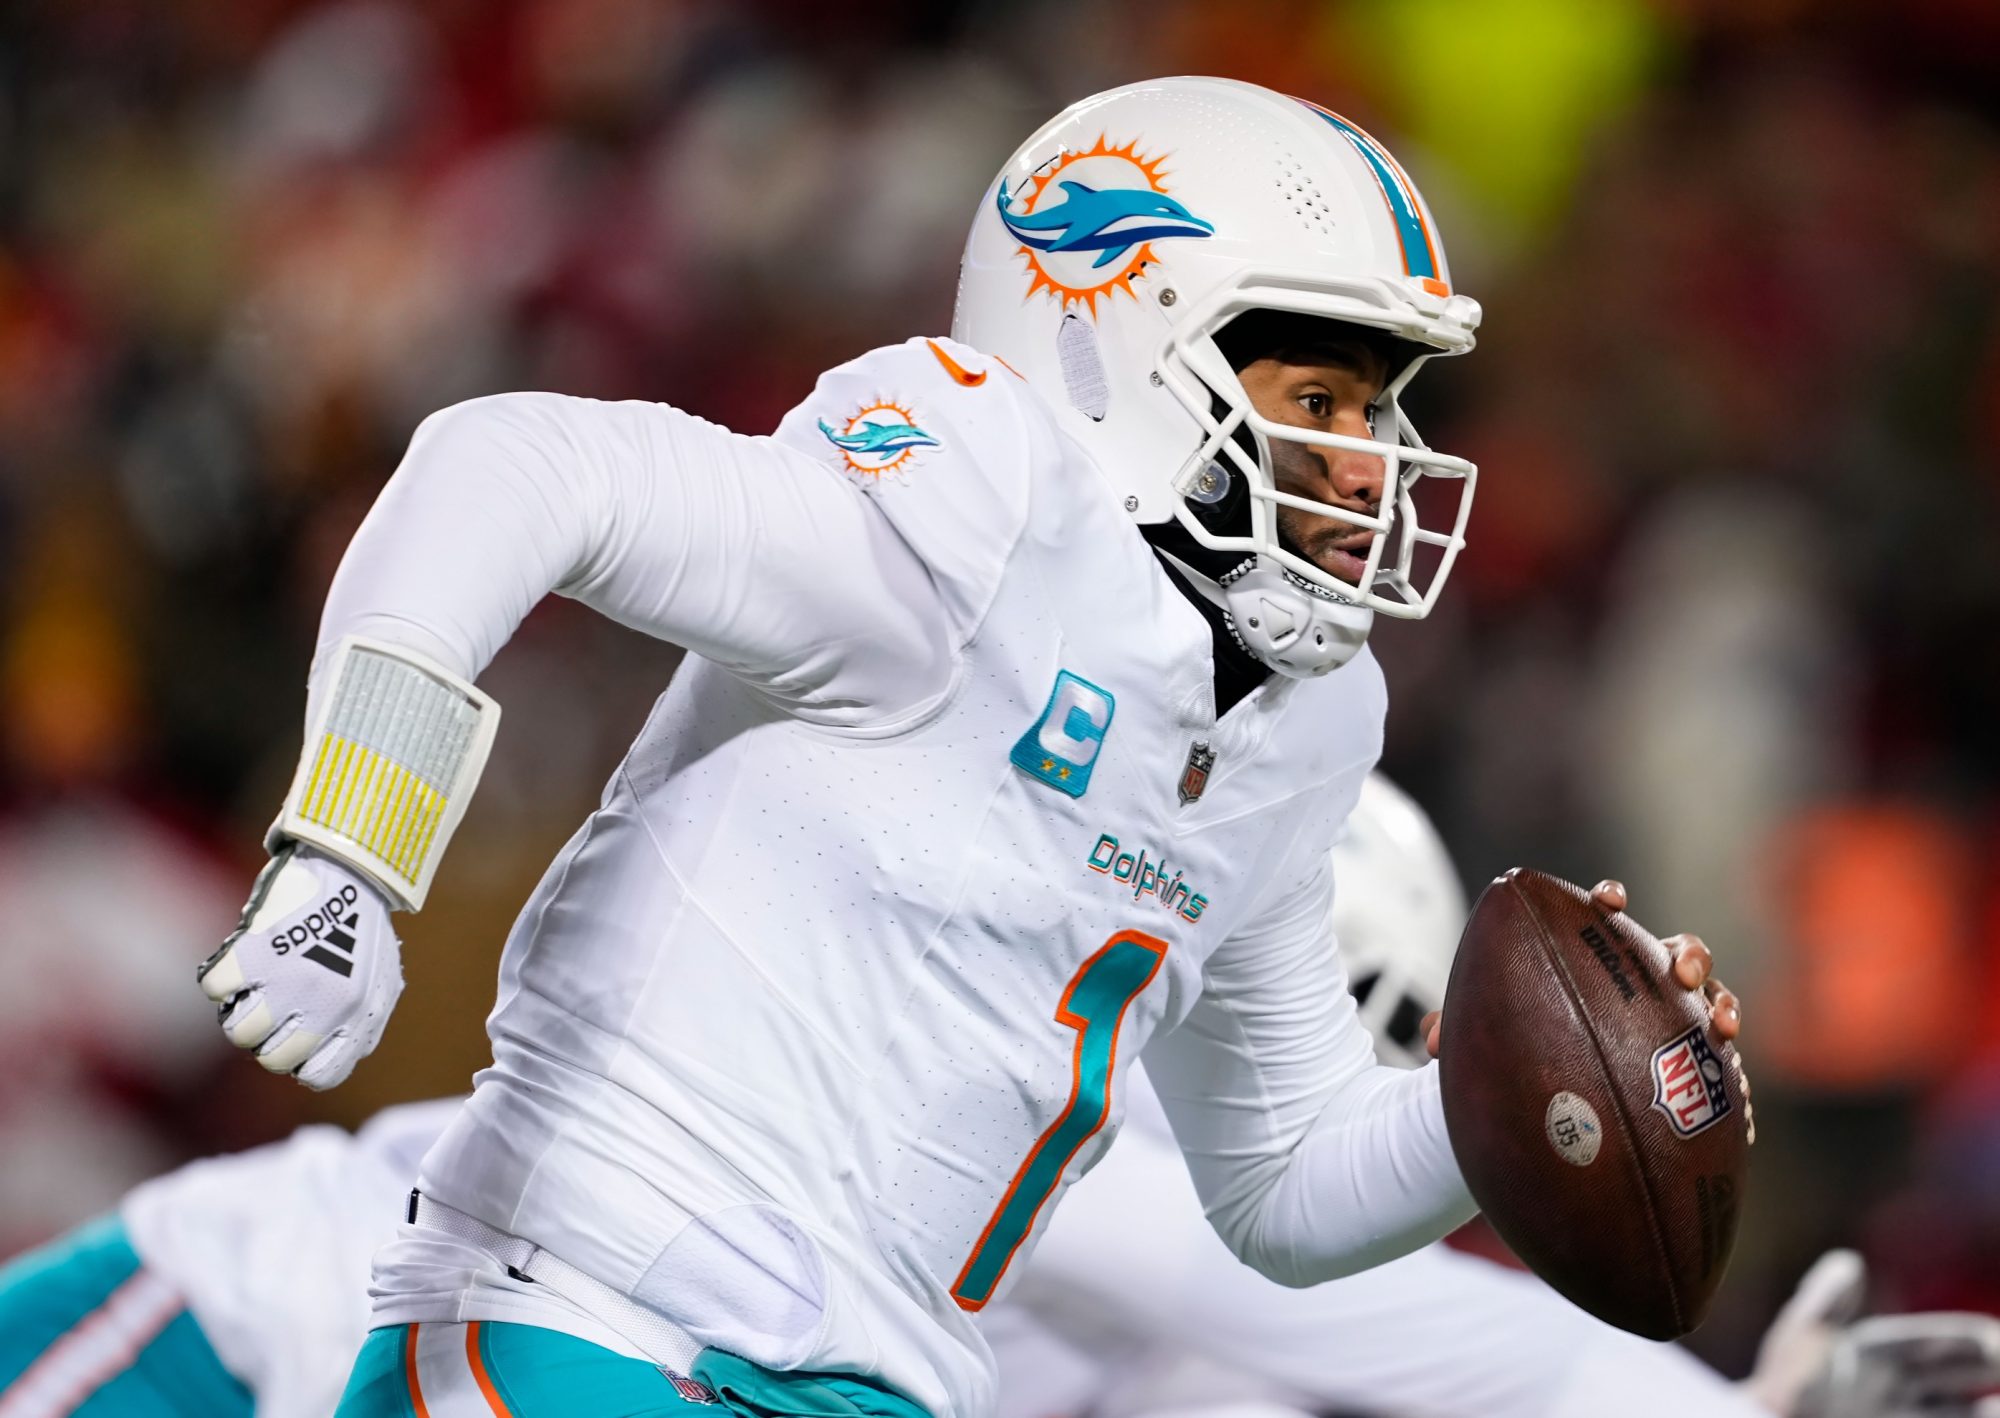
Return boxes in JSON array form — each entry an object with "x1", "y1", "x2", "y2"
[{"x1": 1649, "y1": 1027, "x2": 1732, "y2": 1138}]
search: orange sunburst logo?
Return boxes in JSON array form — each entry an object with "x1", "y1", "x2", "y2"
[{"x1": 995, "y1": 135, "x2": 1215, "y2": 319}]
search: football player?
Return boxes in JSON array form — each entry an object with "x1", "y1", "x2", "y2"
[
  {"x1": 188, "y1": 78, "x2": 1739, "y2": 1416},
  {"x1": 3, "y1": 780, "x2": 1980, "y2": 1418}
]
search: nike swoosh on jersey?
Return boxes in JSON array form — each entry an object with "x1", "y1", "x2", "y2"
[{"x1": 926, "y1": 340, "x2": 987, "y2": 387}]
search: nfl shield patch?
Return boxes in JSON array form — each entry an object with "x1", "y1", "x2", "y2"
[
  {"x1": 1649, "y1": 1026, "x2": 1732, "y2": 1138},
  {"x1": 1178, "y1": 741, "x2": 1215, "y2": 805},
  {"x1": 661, "y1": 1372, "x2": 719, "y2": 1405}
]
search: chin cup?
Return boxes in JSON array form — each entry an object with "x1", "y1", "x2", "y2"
[{"x1": 1221, "y1": 560, "x2": 1375, "y2": 678}]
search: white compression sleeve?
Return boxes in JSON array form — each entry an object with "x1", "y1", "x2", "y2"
[
  {"x1": 1142, "y1": 847, "x2": 1475, "y2": 1286},
  {"x1": 310, "y1": 391, "x2": 953, "y2": 735},
  {"x1": 280, "y1": 392, "x2": 957, "y2": 897}
]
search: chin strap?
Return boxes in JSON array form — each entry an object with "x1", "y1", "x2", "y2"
[{"x1": 1158, "y1": 550, "x2": 1374, "y2": 678}]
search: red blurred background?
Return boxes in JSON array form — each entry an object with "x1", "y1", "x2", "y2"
[{"x1": 3, "y1": 0, "x2": 1999, "y2": 1376}]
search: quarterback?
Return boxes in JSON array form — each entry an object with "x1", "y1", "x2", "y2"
[{"x1": 186, "y1": 78, "x2": 1736, "y2": 1417}]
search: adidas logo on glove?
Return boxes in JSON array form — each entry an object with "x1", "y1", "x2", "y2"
[{"x1": 270, "y1": 883, "x2": 363, "y2": 977}]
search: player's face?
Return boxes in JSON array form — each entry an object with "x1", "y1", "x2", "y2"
[{"x1": 1235, "y1": 341, "x2": 1390, "y2": 586}]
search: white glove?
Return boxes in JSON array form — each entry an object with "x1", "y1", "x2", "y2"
[
  {"x1": 1747, "y1": 1249, "x2": 1870, "y2": 1413},
  {"x1": 1800, "y1": 1313, "x2": 2000, "y2": 1418},
  {"x1": 197, "y1": 844, "x2": 403, "y2": 1090},
  {"x1": 1748, "y1": 1249, "x2": 2000, "y2": 1418}
]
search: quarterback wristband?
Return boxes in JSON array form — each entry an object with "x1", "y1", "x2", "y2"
[{"x1": 274, "y1": 635, "x2": 499, "y2": 911}]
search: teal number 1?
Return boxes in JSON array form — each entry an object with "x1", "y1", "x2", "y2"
[{"x1": 950, "y1": 929, "x2": 1169, "y2": 1310}]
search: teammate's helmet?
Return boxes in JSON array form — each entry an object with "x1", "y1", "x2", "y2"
[
  {"x1": 1331, "y1": 773, "x2": 1466, "y2": 1070},
  {"x1": 954, "y1": 77, "x2": 1481, "y2": 677}
]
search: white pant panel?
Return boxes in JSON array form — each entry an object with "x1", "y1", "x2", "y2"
[{"x1": 408, "y1": 1323, "x2": 500, "y2": 1418}]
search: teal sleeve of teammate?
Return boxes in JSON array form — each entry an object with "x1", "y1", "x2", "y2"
[{"x1": 0, "y1": 1215, "x2": 252, "y2": 1417}]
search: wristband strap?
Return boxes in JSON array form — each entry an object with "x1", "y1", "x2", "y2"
[{"x1": 277, "y1": 635, "x2": 499, "y2": 910}]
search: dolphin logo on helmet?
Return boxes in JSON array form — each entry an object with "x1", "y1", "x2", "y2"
[{"x1": 996, "y1": 179, "x2": 1215, "y2": 270}]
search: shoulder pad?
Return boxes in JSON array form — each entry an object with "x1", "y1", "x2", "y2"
[
  {"x1": 773, "y1": 338, "x2": 1038, "y2": 642},
  {"x1": 773, "y1": 336, "x2": 1030, "y2": 479}
]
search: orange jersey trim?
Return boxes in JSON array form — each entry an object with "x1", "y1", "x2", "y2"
[
  {"x1": 405, "y1": 1324, "x2": 434, "y2": 1418},
  {"x1": 926, "y1": 339, "x2": 988, "y2": 387},
  {"x1": 465, "y1": 1322, "x2": 514, "y2": 1417}
]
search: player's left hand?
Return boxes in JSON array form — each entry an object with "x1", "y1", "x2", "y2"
[
  {"x1": 1585, "y1": 877, "x2": 1741, "y2": 1038},
  {"x1": 1747, "y1": 1249, "x2": 2000, "y2": 1417},
  {"x1": 1420, "y1": 880, "x2": 1752, "y2": 1138}
]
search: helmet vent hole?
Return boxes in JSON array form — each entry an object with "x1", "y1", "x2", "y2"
[{"x1": 1277, "y1": 153, "x2": 1335, "y2": 236}]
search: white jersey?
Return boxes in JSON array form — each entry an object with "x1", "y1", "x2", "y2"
[
  {"x1": 120, "y1": 1098, "x2": 461, "y2": 1418},
  {"x1": 310, "y1": 337, "x2": 1470, "y2": 1416},
  {"x1": 990, "y1": 1074, "x2": 1772, "y2": 1418}
]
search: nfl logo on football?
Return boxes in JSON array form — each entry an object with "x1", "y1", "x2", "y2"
[{"x1": 1649, "y1": 1027, "x2": 1732, "y2": 1138}]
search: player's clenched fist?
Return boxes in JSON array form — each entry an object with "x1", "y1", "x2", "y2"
[{"x1": 197, "y1": 845, "x2": 403, "y2": 1089}]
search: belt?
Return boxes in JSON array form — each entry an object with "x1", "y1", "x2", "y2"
[{"x1": 407, "y1": 1190, "x2": 704, "y2": 1374}]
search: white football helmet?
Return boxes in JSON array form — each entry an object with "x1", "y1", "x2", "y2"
[
  {"x1": 1332, "y1": 773, "x2": 1467, "y2": 1070},
  {"x1": 954, "y1": 77, "x2": 1481, "y2": 677}
]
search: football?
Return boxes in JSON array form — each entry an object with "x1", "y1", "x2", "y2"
[{"x1": 1438, "y1": 869, "x2": 1750, "y2": 1339}]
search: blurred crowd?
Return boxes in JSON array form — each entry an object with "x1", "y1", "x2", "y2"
[{"x1": 2, "y1": 0, "x2": 1998, "y2": 1383}]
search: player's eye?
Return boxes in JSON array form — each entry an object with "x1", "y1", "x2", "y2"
[{"x1": 1299, "y1": 392, "x2": 1331, "y2": 420}]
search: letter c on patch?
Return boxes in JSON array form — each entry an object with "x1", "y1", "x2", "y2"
[
  {"x1": 1010, "y1": 669, "x2": 1116, "y2": 799},
  {"x1": 1038, "y1": 675, "x2": 1112, "y2": 765}
]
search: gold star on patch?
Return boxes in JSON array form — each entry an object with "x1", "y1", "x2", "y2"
[
  {"x1": 1042, "y1": 759, "x2": 1056, "y2": 772},
  {"x1": 1058, "y1": 766, "x2": 1071, "y2": 780}
]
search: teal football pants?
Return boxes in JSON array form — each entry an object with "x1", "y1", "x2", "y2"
[
  {"x1": 0, "y1": 1214, "x2": 252, "y2": 1417},
  {"x1": 337, "y1": 1321, "x2": 932, "y2": 1418}
]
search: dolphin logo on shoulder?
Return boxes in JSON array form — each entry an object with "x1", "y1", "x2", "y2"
[
  {"x1": 818, "y1": 417, "x2": 939, "y2": 458},
  {"x1": 997, "y1": 179, "x2": 1215, "y2": 270},
  {"x1": 818, "y1": 400, "x2": 940, "y2": 481}
]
